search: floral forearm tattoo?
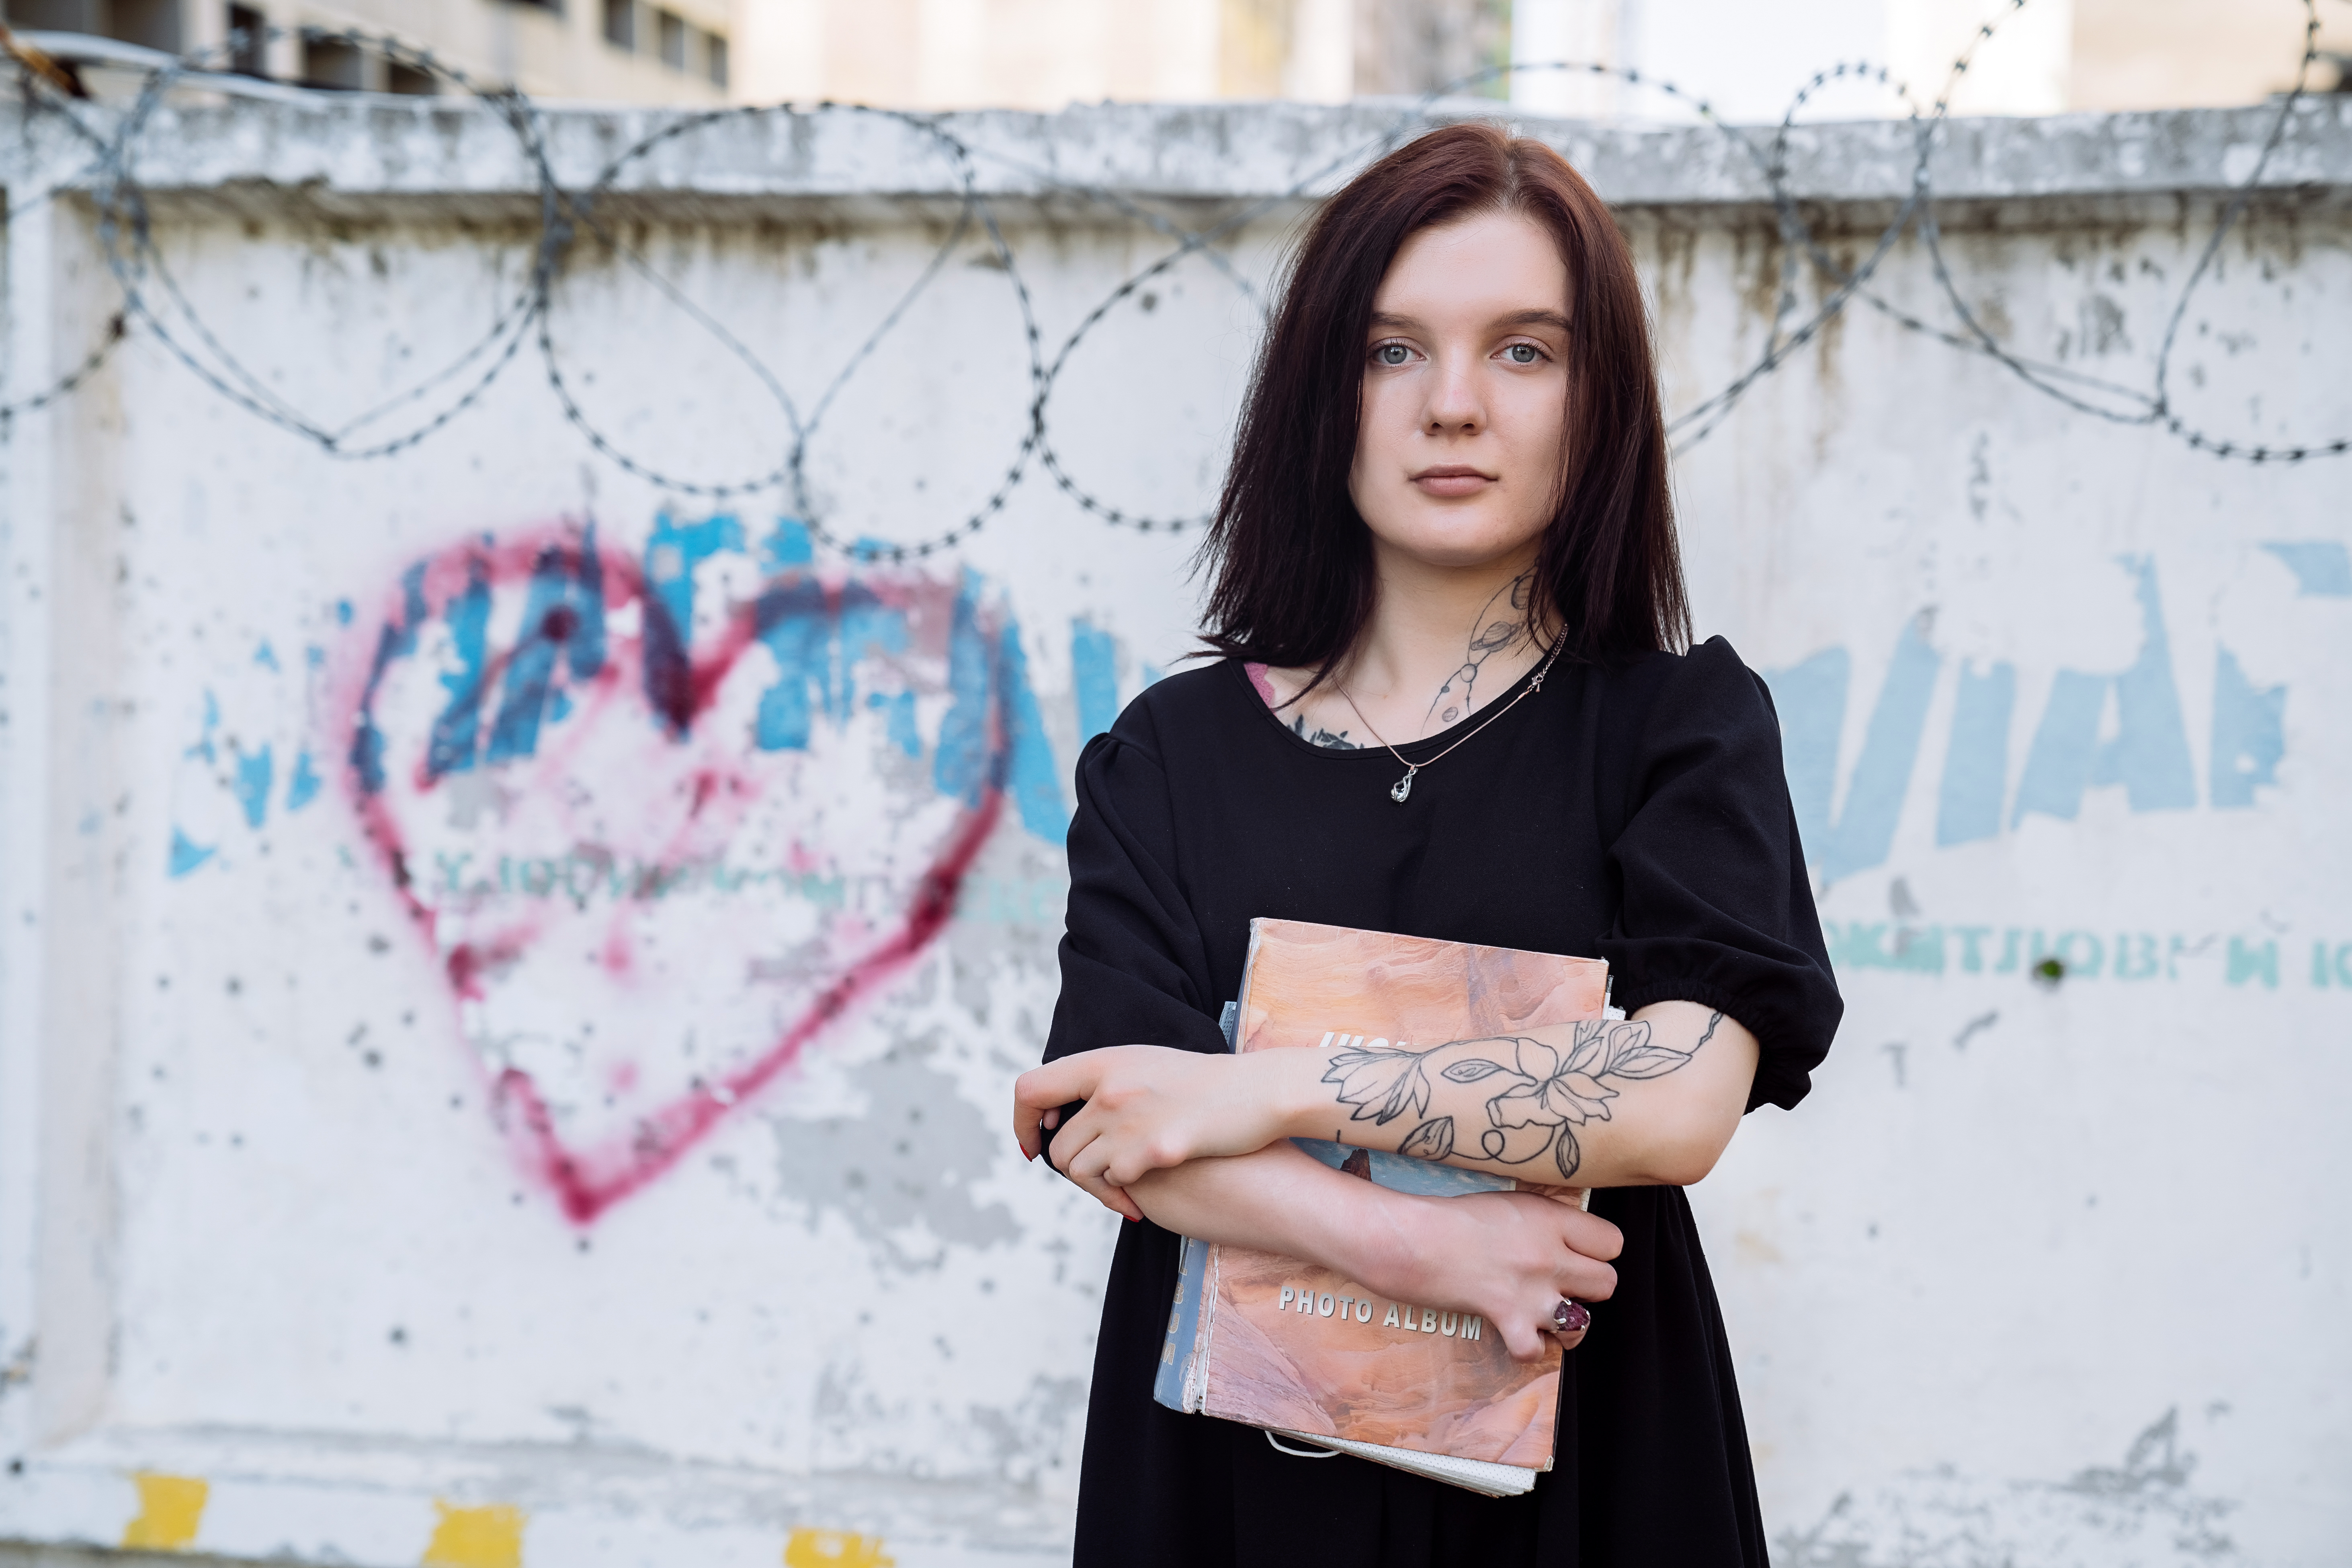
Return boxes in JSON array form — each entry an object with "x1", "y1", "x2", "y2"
[{"x1": 1319, "y1": 1013, "x2": 1723, "y2": 1181}]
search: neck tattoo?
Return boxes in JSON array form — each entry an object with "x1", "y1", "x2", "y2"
[{"x1": 1424, "y1": 574, "x2": 1533, "y2": 731}]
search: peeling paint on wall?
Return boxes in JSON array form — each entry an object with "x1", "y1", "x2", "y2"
[
  {"x1": 766, "y1": 1036, "x2": 1020, "y2": 1262},
  {"x1": 1778, "y1": 1411, "x2": 2239, "y2": 1568}
]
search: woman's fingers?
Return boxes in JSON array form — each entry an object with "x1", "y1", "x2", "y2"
[
  {"x1": 1036, "y1": 1103, "x2": 1143, "y2": 1219},
  {"x1": 1011, "y1": 1057, "x2": 1101, "y2": 1159},
  {"x1": 1557, "y1": 1251, "x2": 1617, "y2": 1303},
  {"x1": 1051, "y1": 1101, "x2": 1165, "y2": 1193},
  {"x1": 1078, "y1": 1173, "x2": 1143, "y2": 1222},
  {"x1": 1060, "y1": 1113, "x2": 1165, "y2": 1191},
  {"x1": 1561, "y1": 1209, "x2": 1625, "y2": 1262},
  {"x1": 1551, "y1": 1208, "x2": 1620, "y2": 1302},
  {"x1": 1497, "y1": 1318, "x2": 1547, "y2": 1362}
]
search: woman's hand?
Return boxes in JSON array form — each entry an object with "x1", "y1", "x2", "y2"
[
  {"x1": 1363, "y1": 1186, "x2": 1622, "y2": 1362},
  {"x1": 1013, "y1": 1046, "x2": 1302, "y2": 1216},
  {"x1": 1119, "y1": 1143, "x2": 1622, "y2": 1363}
]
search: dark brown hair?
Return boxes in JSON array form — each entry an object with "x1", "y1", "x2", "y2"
[{"x1": 1197, "y1": 122, "x2": 1688, "y2": 676}]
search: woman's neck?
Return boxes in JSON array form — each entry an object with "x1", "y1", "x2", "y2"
[{"x1": 1263, "y1": 545, "x2": 1553, "y2": 747}]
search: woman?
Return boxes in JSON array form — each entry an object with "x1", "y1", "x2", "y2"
[{"x1": 1013, "y1": 123, "x2": 1840, "y2": 1566}]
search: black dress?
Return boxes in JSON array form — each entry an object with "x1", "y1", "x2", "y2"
[{"x1": 1041, "y1": 638, "x2": 1842, "y2": 1567}]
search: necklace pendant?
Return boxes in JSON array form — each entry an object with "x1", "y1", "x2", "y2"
[{"x1": 1390, "y1": 768, "x2": 1416, "y2": 804}]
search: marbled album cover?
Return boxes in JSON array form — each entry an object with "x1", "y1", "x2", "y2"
[
  {"x1": 1178, "y1": 918, "x2": 1609, "y2": 1468},
  {"x1": 1234, "y1": 919, "x2": 1609, "y2": 1057}
]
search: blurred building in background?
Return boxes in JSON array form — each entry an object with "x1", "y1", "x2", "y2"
[
  {"x1": 0, "y1": 0, "x2": 738, "y2": 102},
  {"x1": 3, "y1": 0, "x2": 2341, "y2": 114},
  {"x1": 730, "y1": 0, "x2": 1512, "y2": 107},
  {"x1": 1512, "y1": 0, "x2": 2351, "y2": 123}
]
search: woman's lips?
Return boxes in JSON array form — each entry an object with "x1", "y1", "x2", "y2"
[{"x1": 1413, "y1": 467, "x2": 1495, "y2": 498}]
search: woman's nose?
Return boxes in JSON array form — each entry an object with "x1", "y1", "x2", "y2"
[{"x1": 1422, "y1": 357, "x2": 1485, "y2": 434}]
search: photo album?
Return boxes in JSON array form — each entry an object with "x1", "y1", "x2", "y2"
[{"x1": 1154, "y1": 919, "x2": 1610, "y2": 1496}]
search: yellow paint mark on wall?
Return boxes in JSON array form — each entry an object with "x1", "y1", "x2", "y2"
[
  {"x1": 121, "y1": 1472, "x2": 208, "y2": 1550},
  {"x1": 784, "y1": 1528, "x2": 895, "y2": 1568},
  {"x1": 421, "y1": 1501, "x2": 526, "y2": 1568}
]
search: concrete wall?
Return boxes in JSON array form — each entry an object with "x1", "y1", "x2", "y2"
[{"x1": 0, "y1": 88, "x2": 2347, "y2": 1567}]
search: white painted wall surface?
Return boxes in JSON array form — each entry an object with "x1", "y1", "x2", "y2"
[{"x1": 0, "y1": 93, "x2": 2346, "y2": 1567}]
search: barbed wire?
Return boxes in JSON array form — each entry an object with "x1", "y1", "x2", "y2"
[{"x1": 0, "y1": 0, "x2": 2341, "y2": 563}]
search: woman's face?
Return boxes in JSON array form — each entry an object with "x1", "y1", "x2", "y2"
[{"x1": 1348, "y1": 209, "x2": 1572, "y2": 574}]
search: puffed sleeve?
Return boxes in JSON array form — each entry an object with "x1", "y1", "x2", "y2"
[
  {"x1": 1043, "y1": 715, "x2": 1229, "y2": 1067},
  {"x1": 1595, "y1": 636, "x2": 1842, "y2": 1112}
]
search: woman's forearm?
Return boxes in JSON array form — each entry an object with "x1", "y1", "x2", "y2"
[
  {"x1": 1268, "y1": 1001, "x2": 1760, "y2": 1188},
  {"x1": 1123, "y1": 1140, "x2": 1624, "y2": 1362},
  {"x1": 1016, "y1": 1002, "x2": 1761, "y2": 1205},
  {"x1": 1123, "y1": 1141, "x2": 1421, "y2": 1289}
]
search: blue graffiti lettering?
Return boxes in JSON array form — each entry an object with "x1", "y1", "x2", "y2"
[
  {"x1": 2225, "y1": 936, "x2": 2278, "y2": 988},
  {"x1": 2052, "y1": 930, "x2": 2104, "y2": 980},
  {"x1": 642, "y1": 512, "x2": 745, "y2": 737},
  {"x1": 230, "y1": 743, "x2": 274, "y2": 829},
  {"x1": 167, "y1": 828, "x2": 216, "y2": 878},
  {"x1": 1072, "y1": 619, "x2": 1120, "y2": 745},
  {"x1": 934, "y1": 573, "x2": 997, "y2": 808},
  {"x1": 2260, "y1": 540, "x2": 2352, "y2": 596},
  {"x1": 753, "y1": 574, "x2": 830, "y2": 752},
  {"x1": 352, "y1": 563, "x2": 428, "y2": 794},
  {"x1": 838, "y1": 581, "x2": 910, "y2": 713},
  {"x1": 424, "y1": 558, "x2": 492, "y2": 779},
  {"x1": 2209, "y1": 646, "x2": 2285, "y2": 809},
  {"x1": 285, "y1": 749, "x2": 322, "y2": 813},
  {"x1": 1935, "y1": 660, "x2": 2013, "y2": 847},
  {"x1": 2098, "y1": 556, "x2": 2197, "y2": 811},
  {"x1": 1823, "y1": 920, "x2": 1945, "y2": 974},
  {"x1": 1819, "y1": 619, "x2": 1939, "y2": 884},
  {"x1": 2014, "y1": 558, "x2": 2196, "y2": 823},
  {"x1": 487, "y1": 533, "x2": 608, "y2": 765},
  {"x1": 2112, "y1": 932, "x2": 2162, "y2": 980},
  {"x1": 1760, "y1": 646, "x2": 1846, "y2": 853},
  {"x1": 760, "y1": 518, "x2": 815, "y2": 572},
  {"x1": 2013, "y1": 669, "x2": 2108, "y2": 823},
  {"x1": 998, "y1": 621, "x2": 1069, "y2": 842}
]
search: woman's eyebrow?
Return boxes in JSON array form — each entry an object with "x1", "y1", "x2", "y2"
[
  {"x1": 1364, "y1": 308, "x2": 1571, "y2": 334},
  {"x1": 1496, "y1": 308, "x2": 1571, "y2": 332}
]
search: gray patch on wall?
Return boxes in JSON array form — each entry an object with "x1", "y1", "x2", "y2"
[
  {"x1": 1779, "y1": 1409, "x2": 2237, "y2": 1567},
  {"x1": 767, "y1": 1034, "x2": 1019, "y2": 1265},
  {"x1": 969, "y1": 1374, "x2": 1089, "y2": 1490}
]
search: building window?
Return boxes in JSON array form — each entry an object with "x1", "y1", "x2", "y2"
[
  {"x1": 602, "y1": 0, "x2": 634, "y2": 50},
  {"x1": 704, "y1": 30, "x2": 727, "y2": 89},
  {"x1": 226, "y1": 3, "x2": 267, "y2": 77},
  {"x1": 657, "y1": 8, "x2": 686, "y2": 70},
  {"x1": 301, "y1": 29, "x2": 367, "y2": 91},
  {"x1": 113, "y1": 0, "x2": 181, "y2": 50},
  {"x1": 387, "y1": 59, "x2": 436, "y2": 95},
  {"x1": 13, "y1": 0, "x2": 182, "y2": 50}
]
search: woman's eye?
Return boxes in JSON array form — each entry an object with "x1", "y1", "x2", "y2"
[
  {"x1": 1505, "y1": 343, "x2": 1541, "y2": 365},
  {"x1": 1375, "y1": 344, "x2": 1412, "y2": 366}
]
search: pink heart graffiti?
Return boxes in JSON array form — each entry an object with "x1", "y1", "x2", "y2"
[{"x1": 331, "y1": 521, "x2": 1015, "y2": 1222}]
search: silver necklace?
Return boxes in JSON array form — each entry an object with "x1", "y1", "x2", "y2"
[{"x1": 1336, "y1": 636, "x2": 1565, "y2": 803}]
